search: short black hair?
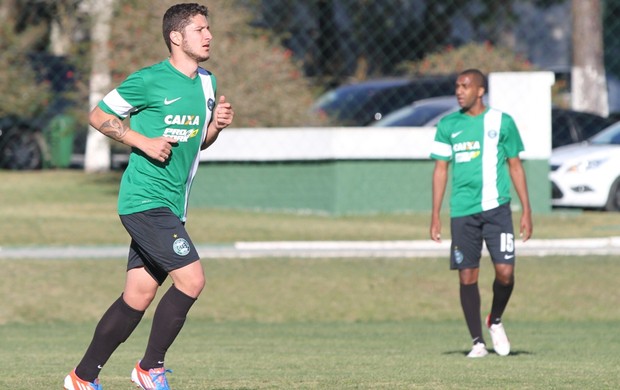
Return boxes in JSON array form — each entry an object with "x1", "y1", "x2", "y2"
[
  {"x1": 459, "y1": 68, "x2": 487, "y2": 91},
  {"x1": 162, "y1": 3, "x2": 209, "y2": 52}
]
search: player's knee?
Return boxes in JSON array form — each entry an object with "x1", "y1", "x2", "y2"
[
  {"x1": 123, "y1": 291, "x2": 156, "y2": 311},
  {"x1": 458, "y1": 268, "x2": 479, "y2": 285},
  {"x1": 191, "y1": 274, "x2": 206, "y2": 295},
  {"x1": 495, "y1": 273, "x2": 514, "y2": 286},
  {"x1": 176, "y1": 274, "x2": 205, "y2": 298}
]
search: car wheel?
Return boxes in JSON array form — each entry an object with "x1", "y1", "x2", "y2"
[
  {"x1": 604, "y1": 177, "x2": 620, "y2": 212},
  {"x1": 0, "y1": 129, "x2": 45, "y2": 170}
]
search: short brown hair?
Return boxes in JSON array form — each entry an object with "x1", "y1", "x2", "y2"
[{"x1": 162, "y1": 3, "x2": 209, "y2": 52}]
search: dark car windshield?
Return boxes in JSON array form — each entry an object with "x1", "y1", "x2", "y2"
[
  {"x1": 313, "y1": 79, "x2": 410, "y2": 112},
  {"x1": 372, "y1": 101, "x2": 455, "y2": 127},
  {"x1": 312, "y1": 76, "x2": 456, "y2": 126},
  {"x1": 589, "y1": 121, "x2": 620, "y2": 145}
]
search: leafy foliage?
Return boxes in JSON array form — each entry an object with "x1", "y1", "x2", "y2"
[
  {"x1": 0, "y1": 0, "x2": 319, "y2": 128},
  {"x1": 0, "y1": 12, "x2": 51, "y2": 117},
  {"x1": 247, "y1": 0, "x2": 567, "y2": 86},
  {"x1": 398, "y1": 41, "x2": 536, "y2": 76},
  {"x1": 109, "y1": 0, "x2": 318, "y2": 127}
]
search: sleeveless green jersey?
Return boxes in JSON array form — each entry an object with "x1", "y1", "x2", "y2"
[
  {"x1": 99, "y1": 59, "x2": 216, "y2": 221},
  {"x1": 430, "y1": 107, "x2": 524, "y2": 218}
]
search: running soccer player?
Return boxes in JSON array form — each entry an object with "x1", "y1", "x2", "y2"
[
  {"x1": 64, "y1": 3, "x2": 234, "y2": 389},
  {"x1": 429, "y1": 68, "x2": 532, "y2": 358}
]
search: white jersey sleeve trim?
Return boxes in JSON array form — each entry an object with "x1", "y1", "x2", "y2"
[
  {"x1": 430, "y1": 140, "x2": 452, "y2": 159},
  {"x1": 102, "y1": 89, "x2": 137, "y2": 119}
]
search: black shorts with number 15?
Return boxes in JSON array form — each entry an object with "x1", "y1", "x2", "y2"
[{"x1": 449, "y1": 202, "x2": 516, "y2": 270}]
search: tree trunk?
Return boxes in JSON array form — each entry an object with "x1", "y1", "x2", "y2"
[
  {"x1": 571, "y1": 0, "x2": 608, "y2": 116},
  {"x1": 49, "y1": 1, "x2": 78, "y2": 56},
  {"x1": 84, "y1": 0, "x2": 114, "y2": 172},
  {"x1": 0, "y1": 0, "x2": 13, "y2": 21}
]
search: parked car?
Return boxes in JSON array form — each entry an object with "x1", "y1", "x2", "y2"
[
  {"x1": 0, "y1": 116, "x2": 47, "y2": 170},
  {"x1": 549, "y1": 122, "x2": 620, "y2": 211},
  {"x1": 370, "y1": 94, "x2": 618, "y2": 149},
  {"x1": 551, "y1": 108, "x2": 619, "y2": 149},
  {"x1": 0, "y1": 53, "x2": 78, "y2": 170},
  {"x1": 370, "y1": 96, "x2": 459, "y2": 127},
  {"x1": 311, "y1": 75, "x2": 457, "y2": 126}
]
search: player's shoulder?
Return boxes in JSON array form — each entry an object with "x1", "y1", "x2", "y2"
[
  {"x1": 136, "y1": 61, "x2": 169, "y2": 74},
  {"x1": 437, "y1": 109, "x2": 464, "y2": 129},
  {"x1": 122, "y1": 60, "x2": 169, "y2": 85},
  {"x1": 487, "y1": 108, "x2": 518, "y2": 130},
  {"x1": 486, "y1": 107, "x2": 515, "y2": 121}
]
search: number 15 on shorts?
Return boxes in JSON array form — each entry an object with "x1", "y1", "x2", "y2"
[{"x1": 500, "y1": 233, "x2": 514, "y2": 253}]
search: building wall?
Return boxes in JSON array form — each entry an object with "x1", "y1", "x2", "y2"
[
  {"x1": 190, "y1": 159, "x2": 549, "y2": 215},
  {"x1": 191, "y1": 71, "x2": 553, "y2": 215}
]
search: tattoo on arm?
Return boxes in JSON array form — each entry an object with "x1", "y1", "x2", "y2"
[{"x1": 99, "y1": 118, "x2": 129, "y2": 142}]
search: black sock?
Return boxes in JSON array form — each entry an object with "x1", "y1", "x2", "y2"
[
  {"x1": 75, "y1": 295, "x2": 144, "y2": 382},
  {"x1": 490, "y1": 279, "x2": 514, "y2": 325},
  {"x1": 140, "y1": 284, "x2": 196, "y2": 370},
  {"x1": 460, "y1": 283, "x2": 484, "y2": 345}
]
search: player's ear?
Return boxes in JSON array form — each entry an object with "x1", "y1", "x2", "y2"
[{"x1": 170, "y1": 31, "x2": 182, "y2": 47}]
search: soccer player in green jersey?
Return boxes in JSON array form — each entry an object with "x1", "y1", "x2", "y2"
[
  {"x1": 429, "y1": 69, "x2": 532, "y2": 358},
  {"x1": 64, "y1": 4, "x2": 233, "y2": 390}
]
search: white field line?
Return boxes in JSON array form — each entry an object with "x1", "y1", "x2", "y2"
[{"x1": 2, "y1": 237, "x2": 620, "y2": 259}]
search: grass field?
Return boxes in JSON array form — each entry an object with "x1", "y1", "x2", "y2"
[
  {"x1": 2, "y1": 170, "x2": 620, "y2": 389},
  {"x1": 1, "y1": 257, "x2": 619, "y2": 389},
  {"x1": 2, "y1": 170, "x2": 620, "y2": 246}
]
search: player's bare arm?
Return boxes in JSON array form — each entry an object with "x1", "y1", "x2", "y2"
[
  {"x1": 89, "y1": 106, "x2": 129, "y2": 142},
  {"x1": 430, "y1": 160, "x2": 449, "y2": 242},
  {"x1": 100, "y1": 117, "x2": 129, "y2": 141},
  {"x1": 89, "y1": 106, "x2": 178, "y2": 163},
  {"x1": 202, "y1": 95, "x2": 234, "y2": 150},
  {"x1": 507, "y1": 157, "x2": 533, "y2": 241}
]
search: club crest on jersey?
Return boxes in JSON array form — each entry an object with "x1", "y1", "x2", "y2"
[
  {"x1": 173, "y1": 237, "x2": 191, "y2": 256},
  {"x1": 207, "y1": 98, "x2": 215, "y2": 111}
]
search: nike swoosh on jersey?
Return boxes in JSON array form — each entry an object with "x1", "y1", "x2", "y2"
[
  {"x1": 451, "y1": 131, "x2": 463, "y2": 138},
  {"x1": 164, "y1": 97, "x2": 182, "y2": 105}
]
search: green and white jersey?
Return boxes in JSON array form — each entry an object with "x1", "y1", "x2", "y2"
[
  {"x1": 430, "y1": 107, "x2": 524, "y2": 218},
  {"x1": 99, "y1": 59, "x2": 216, "y2": 221}
]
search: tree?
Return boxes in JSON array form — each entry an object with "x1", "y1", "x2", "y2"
[
  {"x1": 398, "y1": 42, "x2": 535, "y2": 76},
  {"x1": 83, "y1": 0, "x2": 115, "y2": 172},
  {"x1": 48, "y1": 0, "x2": 83, "y2": 56},
  {"x1": 98, "y1": 0, "x2": 317, "y2": 128},
  {"x1": 571, "y1": 0, "x2": 608, "y2": 116},
  {"x1": 0, "y1": 0, "x2": 50, "y2": 117},
  {"x1": 252, "y1": 0, "x2": 566, "y2": 86}
]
